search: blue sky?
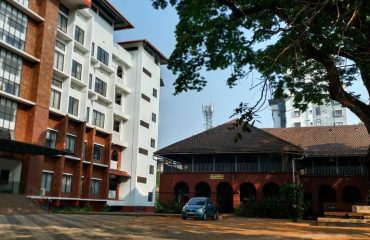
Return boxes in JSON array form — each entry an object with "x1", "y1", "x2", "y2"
[{"x1": 112, "y1": 0, "x2": 362, "y2": 148}]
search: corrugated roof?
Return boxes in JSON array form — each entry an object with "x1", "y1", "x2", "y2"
[
  {"x1": 264, "y1": 125, "x2": 370, "y2": 156},
  {"x1": 155, "y1": 120, "x2": 302, "y2": 156}
]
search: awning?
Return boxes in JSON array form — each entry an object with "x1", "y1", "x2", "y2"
[
  {"x1": 109, "y1": 169, "x2": 130, "y2": 178},
  {"x1": 0, "y1": 139, "x2": 71, "y2": 156}
]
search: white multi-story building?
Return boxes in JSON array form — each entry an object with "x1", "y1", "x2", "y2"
[
  {"x1": 270, "y1": 98, "x2": 348, "y2": 128},
  {"x1": 50, "y1": 0, "x2": 167, "y2": 210}
]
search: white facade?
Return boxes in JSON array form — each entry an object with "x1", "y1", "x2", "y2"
[
  {"x1": 51, "y1": 2, "x2": 165, "y2": 207},
  {"x1": 270, "y1": 98, "x2": 348, "y2": 128}
]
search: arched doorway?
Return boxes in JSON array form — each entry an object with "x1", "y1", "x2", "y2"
[
  {"x1": 318, "y1": 185, "x2": 336, "y2": 216},
  {"x1": 262, "y1": 182, "x2": 280, "y2": 199},
  {"x1": 174, "y1": 182, "x2": 189, "y2": 205},
  {"x1": 240, "y1": 182, "x2": 256, "y2": 204},
  {"x1": 195, "y1": 182, "x2": 211, "y2": 197},
  {"x1": 342, "y1": 185, "x2": 361, "y2": 203},
  {"x1": 217, "y1": 182, "x2": 233, "y2": 213}
]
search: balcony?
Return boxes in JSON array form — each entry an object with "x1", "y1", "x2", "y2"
[
  {"x1": 300, "y1": 166, "x2": 367, "y2": 176},
  {"x1": 113, "y1": 104, "x2": 129, "y2": 121},
  {"x1": 112, "y1": 131, "x2": 128, "y2": 148},
  {"x1": 115, "y1": 77, "x2": 131, "y2": 94}
]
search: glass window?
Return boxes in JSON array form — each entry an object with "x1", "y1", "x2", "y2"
[
  {"x1": 293, "y1": 122, "x2": 301, "y2": 127},
  {"x1": 97, "y1": 47, "x2": 109, "y2": 65},
  {"x1": 0, "y1": 97, "x2": 17, "y2": 133},
  {"x1": 149, "y1": 165, "x2": 154, "y2": 175},
  {"x1": 50, "y1": 89, "x2": 61, "y2": 109},
  {"x1": 86, "y1": 107, "x2": 90, "y2": 123},
  {"x1": 0, "y1": 1, "x2": 27, "y2": 50},
  {"x1": 315, "y1": 107, "x2": 321, "y2": 116},
  {"x1": 52, "y1": 78, "x2": 63, "y2": 88},
  {"x1": 92, "y1": 110, "x2": 105, "y2": 128},
  {"x1": 111, "y1": 150, "x2": 118, "y2": 161},
  {"x1": 152, "y1": 113, "x2": 156, "y2": 123},
  {"x1": 113, "y1": 120, "x2": 120, "y2": 132},
  {"x1": 93, "y1": 144, "x2": 103, "y2": 161},
  {"x1": 61, "y1": 174, "x2": 72, "y2": 193},
  {"x1": 91, "y1": 42, "x2": 95, "y2": 56},
  {"x1": 0, "y1": 49, "x2": 22, "y2": 96},
  {"x1": 74, "y1": 25, "x2": 84, "y2": 45},
  {"x1": 55, "y1": 40, "x2": 65, "y2": 51},
  {"x1": 41, "y1": 172, "x2": 53, "y2": 193},
  {"x1": 292, "y1": 110, "x2": 300, "y2": 117},
  {"x1": 65, "y1": 135, "x2": 75, "y2": 153},
  {"x1": 45, "y1": 129, "x2": 57, "y2": 149},
  {"x1": 54, "y1": 51, "x2": 64, "y2": 71},
  {"x1": 334, "y1": 109, "x2": 343, "y2": 117},
  {"x1": 71, "y1": 60, "x2": 82, "y2": 80},
  {"x1": 94, "y1": 78, "x2": 107, "y2": 96},
  {"x1": 148, "y1": 192, "x2": 153, "y2": 202},
  {"x1": 68, "y1": 97, "x2": 79, "y2": 116},
  {"x1": 316, "y1": 119, "x2": 321, "y2": 126},
  {"x1": 150, "y1": 139, "x2": 155, "y2": 148},
  {"x1": 91, "y1": 179, "x2": 100, "y2": 196},
  {"x1": 117, "y1": 66, "x2": 123, "y2": 78},
  {"x1": 153, "y1": 88, "x2": 157, "y2": 98},
  {"x1": 115, "y1": 93, "x2": 121, "y2": 105},
  {"x1": 89, "y1": 74, "x2": 93, "y2": 89},
  {"x1": 57, "y1": 4, "x2": 68, "y2": 33}
]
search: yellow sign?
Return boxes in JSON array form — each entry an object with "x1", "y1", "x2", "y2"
[{"x1": 210, "y1": 174, "x2": 224, "y2": 180}]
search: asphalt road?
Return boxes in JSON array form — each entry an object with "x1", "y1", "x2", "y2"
[{"x1": 0, "y1": 214, "x2": 369, "y2": 239}]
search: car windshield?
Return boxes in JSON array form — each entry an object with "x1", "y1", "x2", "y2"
[{"x1": 187, "y1": 198, "x2": 206, "y2": 206}]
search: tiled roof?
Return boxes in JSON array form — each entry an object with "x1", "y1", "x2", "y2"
[
  {"x1": 155, "y1": 120, "x2": 302, "y2": 155},
  {"x1": 264, "y1": 125, "x2": 370, "y2": 156}
]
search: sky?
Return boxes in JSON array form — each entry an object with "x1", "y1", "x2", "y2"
[{"x1": 111, "y1": 0, "x2": 363, "y2": 148}]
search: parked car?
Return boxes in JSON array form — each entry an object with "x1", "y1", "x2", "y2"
[{"x1": 181, "y1": 197, "x2": 218, "y2": 220}]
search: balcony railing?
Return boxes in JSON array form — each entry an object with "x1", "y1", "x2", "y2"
[{"x1": 301, "y1": 166, "x2": 367, "y2": 176}]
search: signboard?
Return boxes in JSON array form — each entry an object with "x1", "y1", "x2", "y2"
[{"x1": 210, "y1": 174, "x2": 224, "y2": 180}]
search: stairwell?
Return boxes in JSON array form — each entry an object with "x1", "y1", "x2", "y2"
[{"x1": 0, "y1": 194, "x2": 45, "y2": 215}]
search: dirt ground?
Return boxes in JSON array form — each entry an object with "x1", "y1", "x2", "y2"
[{"x1": 0, "y1": 214, "x2": 369, "y2": 239}]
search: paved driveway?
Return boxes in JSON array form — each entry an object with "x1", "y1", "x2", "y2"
[{"x1": 0, "y1": 214, "x2": 369, "y2": 239}]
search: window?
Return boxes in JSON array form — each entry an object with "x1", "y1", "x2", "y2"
[
  {"x1": 111, "y1": 150, "x2": 118, "y2": 161},
  {"x1": 45, "y1": 129, "x2": 57, "y2": 149},
  {"x1": 86, "y1": 107, "x2": 90, "y2": 123},
  {"x1": 148, "y1": 192, "x2": 153, "y2": 202},
  {"x1": 149, "y1": 165, "x2": 154, "y2": 175},
  {"x1": 0, "y1": 1, "x2": 27, "y2": 50},
  {"x1": 54, "y1": 51, "x2": 64, "y2": 71},
  {"x1": 93, "y1": 144, "x2": 103, "y2": 161},
  {"x1": 41, "y1": 171, "x2": 53, "y2": 193},
  {"x1": 315, "y1": 107, "x2": 321, "y2": 116},
  {"x1": 143, "y1": 68, "x2": 152, "y2": 77},
  {"x1": 94, "y1": 78, "x2": 107, "y2": 96},
  {"x1": 61, "y1": 174, "x2": 72, "y2": 193},
  {"x1": 316, "y1": 119, "x2": 321, "y2": 126},
  {"x1": 139, "y1": 147, "x2": 148, "y2": 156},
  {"x1": 92, "y1": 110, "x2": 105, "y2": 128},
  {"x1": 153, "y1": 88, "x2": 157, "y2": 98},
  {"x1": 91, "y1": 42, "x2": 95, "y2": 56},
  {"x1": 56, "y1": 40, "x2": 65, "y2": 51},
  {"x1": 292, "y1": 110, "x2": 300, "y2": 117},
  {"x1": 89, "y1": 74, "x2": 93, "y2": 89},
  {"x1": 71, "y1": 60, "x2": 82, "y2": 80},
  {"x1": 152, "y1": 113, "x2": 157, "y2": 123},
  {"x1": 68, "y1": 97, "x2": 79, "y2": 116},
  {"x1": 0, "y1": 97, "x2": 17, "y2": 133},
  {"x1": 141, "y1": 94, "x2": 150, "y2": 102},
  {"x1": 137, "y1": 176, "x2": 147, "y2": 183},
  {"x1": 0, "y1": 169, "x2": 9, "y2": 184},
  {"x1": 91, "y1": 179, "x2": 100, "y2": 196},
  {"x1": 97, "y1": 47, "x2": 109, "y2": 65},
  {"x1": 293, "y1": 122, "x2": 301, "y2": 127},
  {"x1": 117, "y1": 66, "x2": 123, "y2": 78},
  {"x1": 113, "y1": 120, "x2": 120, "y2": 132},
  {"x1": 74, "y1": 25, "x2": 84, "y2": 45},
  {"x1": 52, "y1": 78, "x2": 63, "y2": 88},
  {"x1": 150, "y1": 139, "x2": 155, "y2": 148},
  {"x1": 115, "y1": 93, "x2": 121, "y2": 105},
  {"x1": 334, "y1": 109, "x2": 343, "y2": 117},
  {"x1": 65, "y1": 135, "x2": 75, "y2": 153},
  {"x1": 50, "y1": 89, "x2": 61, "y2": 109},
  {"x1": 0, "y1": 49, "x2": 23, "y2": 96},
  {"x1": 336, "y1": 122, "x2": 344, "y2": 126},
  {"x1": 140, "y1": 120, "x2": 149, "y2": 129},
  {"x1": 57, "y1": 4, "x2": 68, "y2": 33}
]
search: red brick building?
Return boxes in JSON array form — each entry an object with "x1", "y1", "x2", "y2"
[{"x1": 155, "y1": 121, "x2": 369, "y2": 216}]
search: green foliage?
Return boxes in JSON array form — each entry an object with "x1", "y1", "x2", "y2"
[
  {"x1": 52, "y1": 205, "x2": 92, "y2": 213},
  {"x1": 152, "y1": 0, "x2": 370, "y2": 131},
  {"x1": 236, "y1": 183, "x2": 304, "y2": 219},
  {"x1": 155, "y1": 201, "x2": 182, "y2": 214}
]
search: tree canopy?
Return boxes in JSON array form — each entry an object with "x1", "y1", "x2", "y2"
[{"x1": 152, "y1": 0, "x2": 370, "y2": 135}]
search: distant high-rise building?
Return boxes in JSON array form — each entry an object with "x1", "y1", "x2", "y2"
[{"x1": 269, "y1": 98, "x2": 347, "y2": 128}]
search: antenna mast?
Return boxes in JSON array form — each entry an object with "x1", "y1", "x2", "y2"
[{"x1": 202, "y1": 104, "x2": 214, "y2": 130}]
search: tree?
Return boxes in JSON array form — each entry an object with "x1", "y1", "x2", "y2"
[{"x1": 151, "y1": 0, "x2": 370, "y2": 139}]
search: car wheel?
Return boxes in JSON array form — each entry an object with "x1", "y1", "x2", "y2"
[
  {"x1": 182, "y1": 216, "x2": 186, "y2": 220},
  {"x1": 212, "y1": 211, "x2": 218, "y2": 220},
  {"x1": 203, "y1": 213, "x2": 207, "y2": 220}
]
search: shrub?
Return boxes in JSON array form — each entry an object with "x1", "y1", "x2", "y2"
[{"x1": 155, "y1": 201, "x2": 182, "y2": 214}]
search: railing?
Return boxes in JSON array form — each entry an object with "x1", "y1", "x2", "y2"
[
  {"x1": 108, "y1": 190, "x2": 116, "y2": 199},
  {"x1": 238, "y1": 163, "x2": 258, "y2": 172},
  {"x1": 0, "y1": 181, "x2": 20, "y2": 193},
  {"x1": 260, "y1": 163, "x2": 283, "y2": 172},
  {"x1": 301, "y1": 166, "x2": 367, "y2": 176}
]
